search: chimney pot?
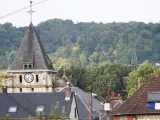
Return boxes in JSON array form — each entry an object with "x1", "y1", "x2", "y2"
[{"x1": 117, "y1": 93, "x2": 122, "y2": 100}]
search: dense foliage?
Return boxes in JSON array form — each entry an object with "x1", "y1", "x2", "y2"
[
  {"x1": 127, "y1": 61, "x2": 160, "y2": 97},
  {"x1": 0, "y1": 71, "x2": 6, "y2": 92},
  {"x1": 58, "y1": 63, "x2": 130, "y2": 98},
  {"x1": 1, "y1": 19, "x2": 160, "y2": 69}
]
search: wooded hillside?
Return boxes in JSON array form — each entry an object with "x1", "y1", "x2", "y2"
[{"x1": 0, "y1": 19, "x2": 160, "y2": 69}]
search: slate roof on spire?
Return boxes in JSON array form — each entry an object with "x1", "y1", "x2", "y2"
[
  {"x1": 10, "y1": 22, "x2": 55, "y2": 71},
  {"x1": 111, "y1": 73, "x2": 160, "y2": 115}
]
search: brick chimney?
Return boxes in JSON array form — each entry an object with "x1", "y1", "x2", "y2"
[
  {"x1": 111, "y1": 93, "x2": 116, "y2": 100},
  {"x1": 65, "y1": 82, "x2": 71, "y2": 101},
  {"x1": 117, "y1": 93, "x2": 122, "y2": 100}
]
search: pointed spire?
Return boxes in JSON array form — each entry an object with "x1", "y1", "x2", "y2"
[
  {"x1": 9, "y1": 21, "x2": 54, "y2": 71},
  {"x1": 131, "y1": 44, "x2": 138, "y2": 65},
  {"x1": 27, "y1": 1, "x2": 35, "y2": 23}
]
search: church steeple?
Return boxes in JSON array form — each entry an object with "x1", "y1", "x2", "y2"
[
  {"x1": 6, "y1": 1, "x2": 65, "y2": 93},
  {"x1": 10, "y1": 22, "x2": 54, "y2": 71}
]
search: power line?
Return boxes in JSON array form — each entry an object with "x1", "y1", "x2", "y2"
[{"x1": 0, "y1": 0, "x2": 49, "y2": 20}]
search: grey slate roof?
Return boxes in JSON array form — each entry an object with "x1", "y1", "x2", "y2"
[
  {"x1": 0, "y1": 92, "x2": 73, "y2": 119},
  {"x1": 10, "y1": 22, "x2": 54, "y2": 71},
  {"x1": 60, "y1": 87, "x2": 106, "y2": 119}
]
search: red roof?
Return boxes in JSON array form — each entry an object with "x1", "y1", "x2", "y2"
[{"x1": 112, "y1": 73, "x2": 160, "y2": 115}]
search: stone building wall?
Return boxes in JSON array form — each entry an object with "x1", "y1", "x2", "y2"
[
  {"x1": 119, "y1": 116, "x2": 127, "y2": 120},
  {"x1": 137, "y1": 115, "x2": 160, "y2": 120},
  {"x1": 6, "y1": 71, "x2": 55, "y2": 93}
]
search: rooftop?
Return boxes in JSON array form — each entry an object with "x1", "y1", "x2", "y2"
[{"x1": 112, "y1": 73, "x2": 160, "y2": 115}]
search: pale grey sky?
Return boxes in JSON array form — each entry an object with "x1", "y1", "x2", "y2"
[{"x1": 0, "y1": 0, "x2": 160, "y2": 27}]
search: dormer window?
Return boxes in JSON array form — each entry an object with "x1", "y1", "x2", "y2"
[
  {"x1": 8, "y1": 106, "x2": 17, "y2": 113},
  {"x1": 36, "y1": 105, "x2": 44, "y2": 113},
  {"x1": 29, "y1": 64, "x2": 32, "y2": 69},
  {"x1": 23, "y1": 64, "x2": 33, "y2": 69},
  {"x1": 24, "y1": 65, "x2": 27, "y2": 69}
]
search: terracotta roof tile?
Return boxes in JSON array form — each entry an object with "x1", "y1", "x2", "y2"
[{"x1": 112, "y1": 73, "x2": 160, "y2": 115}]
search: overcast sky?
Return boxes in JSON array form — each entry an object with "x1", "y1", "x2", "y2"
[{"x1": 0, "y1": 0, "x2": 160, "y2": 27}]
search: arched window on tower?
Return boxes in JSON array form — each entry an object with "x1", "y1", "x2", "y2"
[
  {"x1": 19, "y1": 75, "x2": 22, "y2": 83},
  {"x1": 20, "y1": 88, "x2": 22, "y2": 92},
  {"x1": 36, "y1": 75, "x2": 39, "y2": 82}
]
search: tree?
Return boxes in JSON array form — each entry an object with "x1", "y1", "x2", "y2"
[
  {"x1": 0, "y1": 71, "x2": 6, "y2": 93},
  {"x1": 127, "y1": 61, "x2": 159, "y2": 97}
]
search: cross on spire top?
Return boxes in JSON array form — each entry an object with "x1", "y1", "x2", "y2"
[{"x1": 28, "y1": 1, "x2": 35, "y2": 22}]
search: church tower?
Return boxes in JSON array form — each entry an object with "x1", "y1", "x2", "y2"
[
  {"x1": 6, "y1": 22, "x2": 56, "y2": 93},
  {"x1": 6, "y1": 1, "x2": 57, "y2": 93}
]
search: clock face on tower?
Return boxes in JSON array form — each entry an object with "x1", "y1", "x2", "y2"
[{"x1": 24, "y1": 73, "x2": 34, "y2": 83}]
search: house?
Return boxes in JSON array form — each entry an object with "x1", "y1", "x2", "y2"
[
  {"x1": 0, "y1": 84, "x2": 78, "y2": 120},
  {"x1": 111, "y1": 73, "x2": 160, "y2": 120},
  {"x1": 60, "y1": 87, "x2": 106, "y2": 120}
]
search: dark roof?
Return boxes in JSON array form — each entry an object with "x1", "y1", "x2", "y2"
[
  {"x1": 60, "y1": 87, "x2": 105, "y2": 119},
  {"x1": 10, "y1": 22, "x2": 54, "y2": 71},
  {"x1": 0, "y1": 92, "x2": 73, "y2": 118},
  {"x1": 112, "y1": 73, "x2": 160, "y2": 115}
]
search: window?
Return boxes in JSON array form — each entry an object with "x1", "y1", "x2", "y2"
[
  {"x1": 23, "y1": 64, "x2": 33, "y2": 69},
  {"x1": 8, "y1": 106, "x2": 17, "y2": 113},
  {"x1": 29, "y1": 64, "x2": 32, "y2": 69},
  {"x1": 20, "y1": 88, "x2": 22, "y2": 92},
  {"x1": 24, "y1": 65, "x2": 27, "y2": 69},
  {"x1": 19, "y1": 75, "x2": 22, "y2": 83},
  {"x1": 36, "y1": 75, "x2": 39, "y2": 82},
  {"x1": 36, "y1": 105, "x2": 44, "y2": 112},
  {"x1": 31, "y1": 88, "x2": 34, "y2": 92}
]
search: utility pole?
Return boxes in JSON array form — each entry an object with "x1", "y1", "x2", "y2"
[
  {"x1": 105, "y1": 82, "x2": 113, "y2": 120},
  {"x1": 89, "y1": 85, "x2": 93, "y2": 120}
]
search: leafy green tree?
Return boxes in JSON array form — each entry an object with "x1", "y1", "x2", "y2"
[
  {"x1": 0, "y1": 71, "x2": 6, "y2": 93},
  {"x1": 127, "y1": 61, "x2": 159, "y2": 97}
]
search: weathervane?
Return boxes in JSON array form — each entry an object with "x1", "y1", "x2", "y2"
[{"x1": 28, "y1": 1, "x2": 35, "y2": 22}]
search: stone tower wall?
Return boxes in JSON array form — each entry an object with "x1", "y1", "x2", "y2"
[{"x1": 6, "y1": 71, "x2": 56, "y2": 93}]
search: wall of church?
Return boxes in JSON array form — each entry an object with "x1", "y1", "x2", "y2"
[{"x1": 6, "y1": 71, "x2": 56, "y2": 93}]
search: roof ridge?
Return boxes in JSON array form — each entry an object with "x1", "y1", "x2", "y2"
[{"x1": 32, "y1": 24, "x2": 52, "y2": 69}]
